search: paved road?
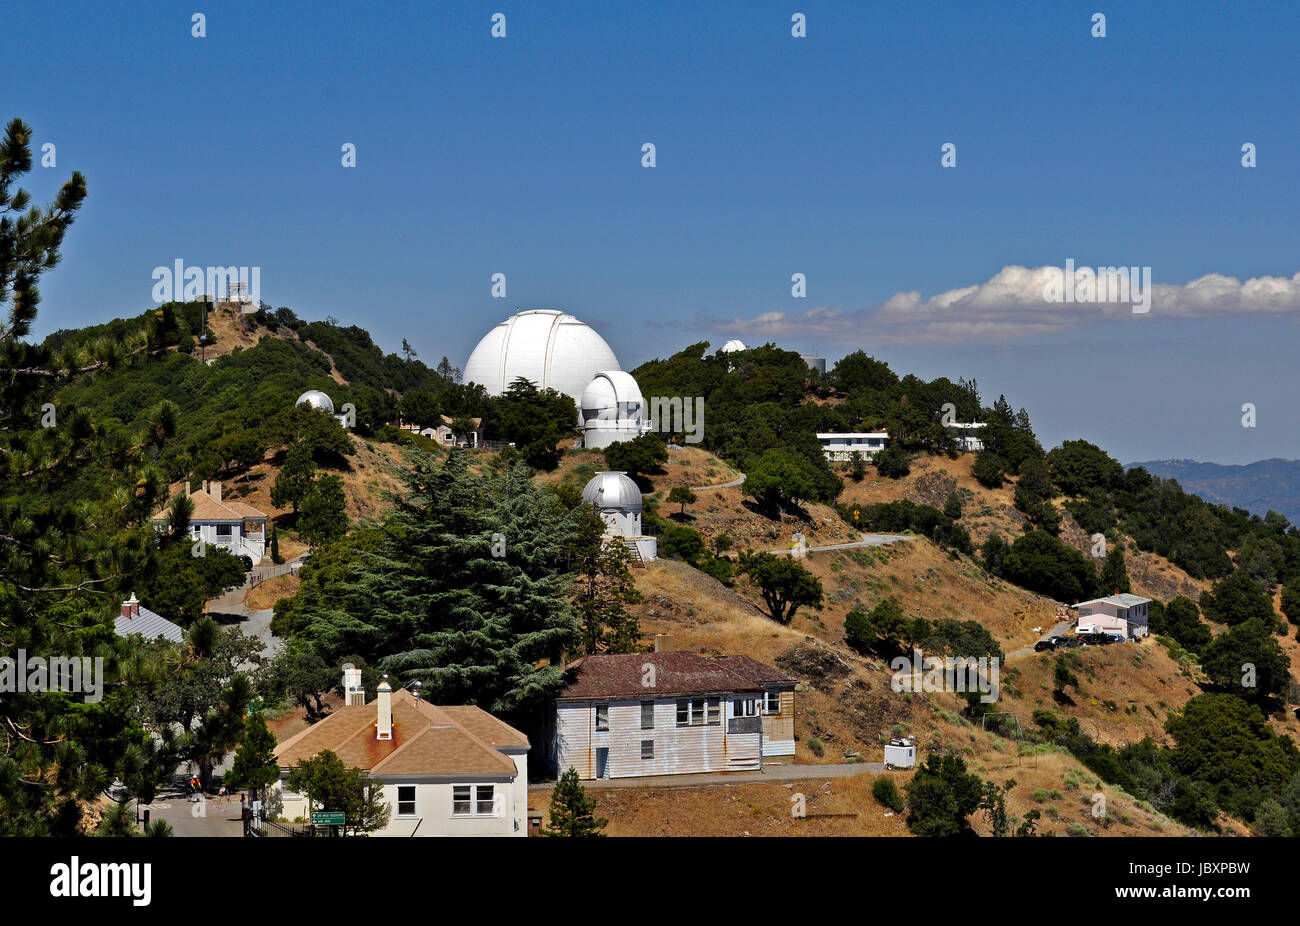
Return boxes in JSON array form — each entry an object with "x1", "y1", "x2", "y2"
[
  {"x1": 140, "y1": 770, "x2": 245, "y2": 837},
  {"x1": 767, "y1": 533, "x2": 914, "y2": 555},
  {"x1": 529, "y1": 761, "x2": 883, "y2": 792},
  {"x1": 1006, "y1": 619, "x2": 1074, "y2": 661}
]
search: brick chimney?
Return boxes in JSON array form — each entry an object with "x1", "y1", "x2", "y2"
[
  {"x1": 209, "y1": 481, "x2": 222, "y2": 503},
  {"x1": 120, "y1": 593, "x2": 140, "y2": 619},
  {"x1": 376, "y1": 675, "x2": 393, "y2": 740},
  {"x1": 654, "y1": 633, "x2": 674, "y2": 653}
]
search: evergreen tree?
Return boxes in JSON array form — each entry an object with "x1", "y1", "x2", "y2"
[
  {"x1": 570, "y1": 505, "x2": 643, "y2": 654},
  {"x1": 541, "y1": 768, "x2": 608, "y2": 836},
  {"x1": 298, "y1": 474, "x2": 349, "y2": 546},
  {"x1": 272, "y1": 441, "x2": 316, "y2": 514},
  {"x1": 1099, "y1": 545, "x2": 1131, "y2": 594},
  {"x1": 667, "y1": 485, "x2": 696, "y2": 516},
  {"x1": 225, "y1": 712, "x2": 280, "y2": 798},
  {"x1": 270, "y1": 523, "x2": 282, "y2": 563}
]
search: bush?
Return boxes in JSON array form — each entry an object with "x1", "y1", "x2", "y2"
[
  {"x1": 872, "y1": 776, "x2": 905, "y2": 812},
  {"x1": 807, "y1": 737, "x2": 825, "y2": 758}
]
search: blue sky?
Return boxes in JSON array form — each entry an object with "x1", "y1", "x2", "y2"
[{"x1": 10, "y1": 1, "x2": 1300, "y2": 463}]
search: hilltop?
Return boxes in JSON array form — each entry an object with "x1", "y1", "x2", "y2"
[{"x1": 1130, "y1": 458, "x2": 1300, "y2": 524}]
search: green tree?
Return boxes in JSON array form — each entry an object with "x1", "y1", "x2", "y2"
[
  {"x1": 667, "y1": 485, "x2": 697, "y2": 516},
  {"x1": 1099, "y1": 544, "x2": 1131, "y2": 594},
  {"x1": 286, "y1": 750, "x2": 391, "y2": 836},
  {"x1": 874, "y1": 443, "x2": 911, "y2": 479},
  {"x1": 1013, "y1": 457, "x2": 1059, "y2": 532},
  {"x1": 972, "y1": 451, "x2": 1006, "y2": 489},
  {"x1": 742, "y1": 449, "x2": 822, "y2": 514},
  {"x1": 298, "y1": 474, "x2": 349, "y2": 546},
  {"x1": 1000, "y1": 531, "x2": 1099, "y2": 603},
  {"x1": 943, "y1": 491, "x2": 963, "y2": 520},
  {"x1": 225, "y1": 712, "x2": 280, "y2": 798},
  {"x1": 872, "y1": 776, "x2": 905, "y2": 812},
  {"x1": 1200, "y1": 571, "x2": 1275, "y2": 627},
  {"x1": 270, "y1": 523, "x2": 282, "y2": 564},
  {"x1": 1281, "y1": 581, "x2": 1300, "y2": 626},
  {"x1": 272, "y1": 441, "x2": 317, "y2": 514},
  {"x1": 849, "y1": 450, "x2": 867, "y2": 482},
  {"x1": 737, "y1": 552, "x2": 823, "y2": 624},
  {"x1": 904, "y1": 753, "x2": 986, "y2": 837},
  {"x1": 981, "y1": 531, "x2": 1008, "y2": 575},
  {"x1": 1046, "y1": 439, "x2": 1123, "y2": 497},
  {"x1": 570, "y1": 505, "x2": 643, "y2": 655},
  {"x1": 1152, "y1": 595, "x2": 1212, "y2": 652},
  {"x1": 483, "y1": 377, "x2": 575, "y2": 470},
  {"x1": 541, "y1": 768, "x2": 608, "y2": 836},
  {"x1": 1200, "y1": 618, "x2": 1291, "y2": 702},
  {"x1": 603, "y1": 433, "x2": 669, "y2": 481}
]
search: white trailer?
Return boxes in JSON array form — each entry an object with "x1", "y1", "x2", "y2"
[{"x1": 884, "y1": 738, "x2": 916, "y2": 769}]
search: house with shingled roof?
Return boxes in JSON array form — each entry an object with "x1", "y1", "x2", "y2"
[
  {"x1": 150, "y1": 480, "x2": 268, "y2": 564},
  {"x1": 273, "y1": 669, "x2": 530, "y2": 836},
  {"x1": 549, "y1": 640, "x2": 797, "y2": 779}
]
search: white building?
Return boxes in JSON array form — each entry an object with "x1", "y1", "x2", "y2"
[
  {"x1": 816, "y1": 431, "x2": 889, "y2": 463},
  {"x1": 550, "y1": 648, "x2": 797, "y2": 779},
  {"x1": 463, "y1": 309, "x2": 621, "y2": 407},
  {"x1": 945, "y1": 421, "x2": 987, "y2": 452},
  {"x1": 581, "y1": 471, "x2": 656, "y2": 563},
  {"x1": 151, "y1": 480, "x2": 267, "y2": 563},
  {"x1": 273, "y1": 673, "x2": 530, "y2": 837},
  {"x1": 1072, "y1": 593, "x2": 1152, "y2": 640},
  {"x1": 580, "y1": 370, "x2": 650, "y2": 449}
]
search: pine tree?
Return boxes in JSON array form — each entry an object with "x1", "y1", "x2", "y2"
[
  {"x1": 1099, "y1": 544, "x2": 1131, "y2": 594},
  {"x1": 571, "y1": 505, "x2": 642, "y2": 654},
  {"x1": 226, "y1": 712, "x2": 281, "y2": 798},
  {"x1": 298, "y1": 474, "x2": 349, "y2": 546},
  {"x1": 270, "y1": 523, "x2": 282, "y2": 563},
  {"x1": 541, "y1": 768, "x2": 608, "y2": 836},
  {"x1": 0, "y1": 118, "x2": 177, "y2": 833}
]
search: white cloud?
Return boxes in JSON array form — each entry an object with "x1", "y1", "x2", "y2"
[{"x1": 709, "y1": 266, "x2": 1300, "y2": 345}]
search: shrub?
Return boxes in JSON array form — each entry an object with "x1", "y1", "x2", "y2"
[
  {"x1": 872, "y1": 776, "x2": 905, "y2": 812},
  {"x1": 807, "y1": 737, "x2": 825, "y2": 758}
]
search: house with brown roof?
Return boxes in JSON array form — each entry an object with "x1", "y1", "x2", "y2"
[
  {"x1": 549, "y1": 640, "x2": 797, "y2": 779},
  {"x1": 273, "y1": 668, "x2": 530, "y2": 836},
  {"x1": 150, "y1": 480, "x2": 267, "y2": 564}
]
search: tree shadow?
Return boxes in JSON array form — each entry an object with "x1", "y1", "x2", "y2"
[{"x1": 1052, "y1": 690, "x2": 1077, "y2": 707}]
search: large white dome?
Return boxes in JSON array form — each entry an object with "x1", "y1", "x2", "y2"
[
  {"x1": 720, "y1": 339, "x2": 747, "y2": 353},
  {"x1": 463, "y1": 309, "x2": 620, "y2": 404}
]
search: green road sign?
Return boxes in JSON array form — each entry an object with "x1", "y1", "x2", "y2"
[{"x1": 311, "y1": 811, "x2": 346, "y2": 826}]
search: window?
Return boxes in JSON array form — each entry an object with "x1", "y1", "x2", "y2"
[
  {"x1": 452, "y1": 784, "x2": 497, "y2": 817},
  {"x1": 641, "y1": 701, "x2": 655, "y2": 730},
  {"x1": 641, "y1": 739, "x2": 654, "y2": 760},
  {"x1": 676, "y1": 697, "x2": 722, "y2": 726},
  {"x1": 595, "y1": 703, "x2": 609, "y2": 731},
  {"x1": 216, "y1": 524, "x2": 232, "y2": 538},
  {"x1": 734, "y1": 698, "x2": 758, "y2": 717},
  {"x1": 763, "y1": 690, "x2": 782, "y2": 715},
  {"x1": 397, "y1": 785, "x2": 416, "y2": 816}
]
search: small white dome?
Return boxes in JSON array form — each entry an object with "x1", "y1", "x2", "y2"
[
  {"x1": 581, "y1": 371, "x2": 645, "y2": 423},
  {"x1": 296, "y1": 390, "x2": 335, "y2": 414},
  {"x1": 581, "y1": 471, "x2": 642, "y2": 511},
  {"x1": 720, "y1": 339, "x2": 747, "y2": 353}
]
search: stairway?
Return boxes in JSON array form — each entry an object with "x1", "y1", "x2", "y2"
[{"x1": 623, "y1": 538, "x2": 646, "y2": 568}]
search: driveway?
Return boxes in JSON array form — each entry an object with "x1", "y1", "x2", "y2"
[
  {"x1": 529, "y1": 761, "x2": 883, "y2": 792},
  {"x1": 1006, "y1": 619, "x2": 1074, "y2": 660},
  {"x1": 767, "y1": 533, "x2": 914, "y2": 555}
]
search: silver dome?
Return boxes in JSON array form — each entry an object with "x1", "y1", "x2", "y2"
[
  {"x1": 581, "y1": 471, "x2": 642, "y2": 511},
  {"x1": 296, "y1": 390, "x2": 335, "y2": 414}
]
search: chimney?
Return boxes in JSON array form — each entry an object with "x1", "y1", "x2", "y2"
[
  {"x1": 342, "y1": 664, "x2": 365, "y2": 707},
  {"x1": 120, "y1": 592, "x2": 140, "y2": 619},
  {"x1": 654, "y1": 634, "x2": 674, "y2": 653},
  {"x1": 201, "y1": 480, "x2": 208, "y2": 495},
  {"x1": 376, "y1": 675, "x2": 393, "y2": 740},
  {"x1": 209, "y1": 481, "x2": 222, "y2": 503}
]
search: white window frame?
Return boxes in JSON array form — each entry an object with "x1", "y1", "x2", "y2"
[
  {"x1": 396, "y1": 785, "x2": 416, "y2": 817},
  {"x1": 763, "y1": 690, "x2": 782, "y2": 715},
  {"x1": 675, "y1": 697, "x2": 721, "y2": 727},
  {"x1": 641, "y1": 700, "x2": 655, "y2": 730},
  {"x1": 595, "y1": 703, "x2": 609, "y2": 731},
  {"x1": 452, "y1": 784, "x2": 497, "y2": 817}
]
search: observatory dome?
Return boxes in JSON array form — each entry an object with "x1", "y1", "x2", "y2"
[
  {"x1": 581, "y1": 371, "x2": 644, "y2": 423},
  {"x1": 581, "y1": 471, "x2": 643, "y2": 512},
  {"x1": 720, "y1": 339, "x2": 747, "y2": 353},
  {"x1": 296, "y1": 390, "x2": 335, "y2": 414},
  {"x1": 463, "y1": 309, "x2": 620, "y2": 404}
]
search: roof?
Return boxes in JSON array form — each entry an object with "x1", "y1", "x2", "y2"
[
  {"x1": 114, "y1": 604, "x2": 185, "y2": 644},
  {"x1": 557, "y1": 652, "x2": 796, "y2": 701},
  {"x1": 150, "y1": 486, "x2": 267, "y2": 523},
  {"x1": 815, "y1": 432, "x2": 890, "y2": 440},
  {"x1": 274, "y1": 689, "x2": 523, "y2": 778},
  {"x1": 1072, "y1": 594, "x2": 1152, "y2": 609},
  {"x1": 581, "y1": 471, "x2": 642, "y2": 511},
  {"x1": 463, "y1": 309, "x2": 621, "y2": 403}
]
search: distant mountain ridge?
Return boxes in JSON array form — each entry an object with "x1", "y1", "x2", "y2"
[{"x1": 1126, "y1": 457, "x2": 1300, "y2": 523}]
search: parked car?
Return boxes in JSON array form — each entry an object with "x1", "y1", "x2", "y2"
[
  {"x1": 1055, "y1": 636, "x2": 1083, "y2": 648},
  {"x1": 239, "y1": 554, "x2": 254, "y2": 572},
  {"x1": 1034, "y1": 638, "x2": 1056, "y2": 652}
]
